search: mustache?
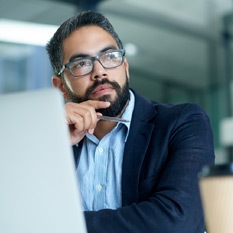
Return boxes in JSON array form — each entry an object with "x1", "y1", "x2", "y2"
[{"x1": 85, "y1": 79, "x2": 121, "y2": 98}]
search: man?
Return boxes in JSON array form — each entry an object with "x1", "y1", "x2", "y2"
[{"x1": 46, "y1": 11, "x2": 214, "y2": 233}]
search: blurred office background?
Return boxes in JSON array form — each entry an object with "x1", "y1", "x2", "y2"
[{"x1": 0, "y1": 0, "x2": 233, "y2": 163}]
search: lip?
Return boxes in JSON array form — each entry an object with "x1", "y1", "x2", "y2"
[{"x1": 91, "y1": 84, "x2": 113, "y2": 98}]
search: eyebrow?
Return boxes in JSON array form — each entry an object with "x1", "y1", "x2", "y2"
[{"x1": 68, "y1": 45, "x2": 118, "y2": 63}]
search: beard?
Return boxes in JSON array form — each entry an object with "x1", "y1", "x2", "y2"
[{"x1": 64, "y1": 77, "x2": 130, "y2": 117}]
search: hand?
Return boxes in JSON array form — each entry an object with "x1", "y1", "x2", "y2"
[{"x1": 64, "y1": 100, "x2": 110, "y2": 145}]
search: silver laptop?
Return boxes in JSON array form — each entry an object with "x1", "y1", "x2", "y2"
[{"x1": 0, "y1": 88, "x2": 87, "y2": 233}]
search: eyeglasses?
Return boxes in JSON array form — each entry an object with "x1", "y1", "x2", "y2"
[{"x1": 58, "y1": 49, "x2": 125, "y2": 77}]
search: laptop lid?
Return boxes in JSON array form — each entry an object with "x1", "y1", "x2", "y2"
[{"x1": 0, "y1": 88, "x2": 87, "y2": 233}]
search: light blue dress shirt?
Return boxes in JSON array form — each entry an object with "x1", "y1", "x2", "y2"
[{"x1": 77, "y1": 91, "x2": 135, "y2": 211}]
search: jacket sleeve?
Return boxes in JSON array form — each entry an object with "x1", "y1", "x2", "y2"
[{"x1": 83, "y1": 103, "x2": 215, "y2": 233}]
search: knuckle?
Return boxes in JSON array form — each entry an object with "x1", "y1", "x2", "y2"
[{"x1": 83, "y1": 110, "x2": 92, "y2": 118}]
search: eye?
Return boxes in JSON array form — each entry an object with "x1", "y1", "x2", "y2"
[
  {"x1": 71, "y1": 59, "x2": 91, "y2": 68},
  {"x1": 104, "y1": 51, "x2": 120, "y2": 61},
  {"x1": 77, "y1": 61, "x2": 85, "y2": 67},
  {"x1": 109, "y1": 52, "x2": 118, "y2": 59}
]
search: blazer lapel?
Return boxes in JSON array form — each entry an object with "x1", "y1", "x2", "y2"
[{"x1": 122, "y1": 91, "x2": 157, "y2": 205}]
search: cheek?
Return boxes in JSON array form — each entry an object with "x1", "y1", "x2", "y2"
[
  {"x1": 113, "y1": 68, "x2": 128, "y2": 86},
  {"x1": 68, "y1": 77, "x2": 90, "y2": 95},
  {"x1": 64, "y1": 78, "x2": 73, "y2": 91}
]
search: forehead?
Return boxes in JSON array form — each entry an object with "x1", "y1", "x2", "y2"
[{"x1": 62, "y1": 26, "x2": 119, "y2": 61}]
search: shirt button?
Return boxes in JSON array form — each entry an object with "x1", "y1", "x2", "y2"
[
  {"x1": 98, "y1": 147, "x2": 103, "y2": 154},
  {"x1": 96, "y1": 184, "x2": 102, "y2": 191}
]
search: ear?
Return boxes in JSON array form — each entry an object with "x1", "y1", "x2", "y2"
[
  {"x1": 124, "y1": 57, "x2": 130, "y2": 80},
  {"x1": 52, "y1": 75, "x2": 70, "y2": 100}
]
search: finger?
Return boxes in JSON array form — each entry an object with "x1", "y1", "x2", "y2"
[
  {"x1": 66, "y1": 101, "x2": 109, "y2": 129},
  {"x1": 68, "y1": 114, "x2": 86, "y2": 132},
  {"x1": 70, "y1": 105, "x2": 97, "y2": 130},
  {"x1": 65, "y1": 103, "x2": 98, "y2": 135},
  {"x1": 84, "y1": 100, "x2": 110, "y2": 110},
  {"x1": 87, "y1": 128, "x2": 95, "y2": 135}
]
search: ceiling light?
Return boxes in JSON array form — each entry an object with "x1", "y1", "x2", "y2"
[{"x1": 0, "y1": 19, "x2": 58, "y2": 46}]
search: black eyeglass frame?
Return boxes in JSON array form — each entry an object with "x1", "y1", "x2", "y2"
[{"x1": 57, "y1": 49, "x2": 126, "y2": 77}]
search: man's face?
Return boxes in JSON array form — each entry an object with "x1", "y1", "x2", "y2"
[{"x1": 58, "y1": 25, "x2": 130, "y2": 117}]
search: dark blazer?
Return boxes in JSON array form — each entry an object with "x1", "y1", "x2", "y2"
[{"x1": 73, "y1": 89, "x2": 215, "y2": 233}]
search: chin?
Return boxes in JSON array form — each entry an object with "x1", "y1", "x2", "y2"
[{"x1": 98, "y1": 94, "x2": 115, "y2": 102}]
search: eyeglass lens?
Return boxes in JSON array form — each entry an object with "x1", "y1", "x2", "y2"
[{"x1": 69, "y1": 50, "x2": 124, "y2": 77}]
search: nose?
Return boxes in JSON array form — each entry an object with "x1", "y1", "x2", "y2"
[{"x1": 90, "y1": 60, "x2": 107, "y2": 80}]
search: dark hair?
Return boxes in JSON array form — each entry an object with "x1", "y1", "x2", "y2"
[{"x1": 46, "y1": 11, "x2": 124, "y2": 76}]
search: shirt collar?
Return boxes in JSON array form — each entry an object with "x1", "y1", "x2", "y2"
[{"x1": 120, "y1": 90, "x2": 134, "y2": 142}]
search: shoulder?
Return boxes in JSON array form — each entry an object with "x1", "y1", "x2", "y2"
[
  {"x1": 132, "y1": 89, "x2": 208, "y2": 121},
  {"x1": 154, "y1": 102, "x2": 208, "y2": 120}
]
